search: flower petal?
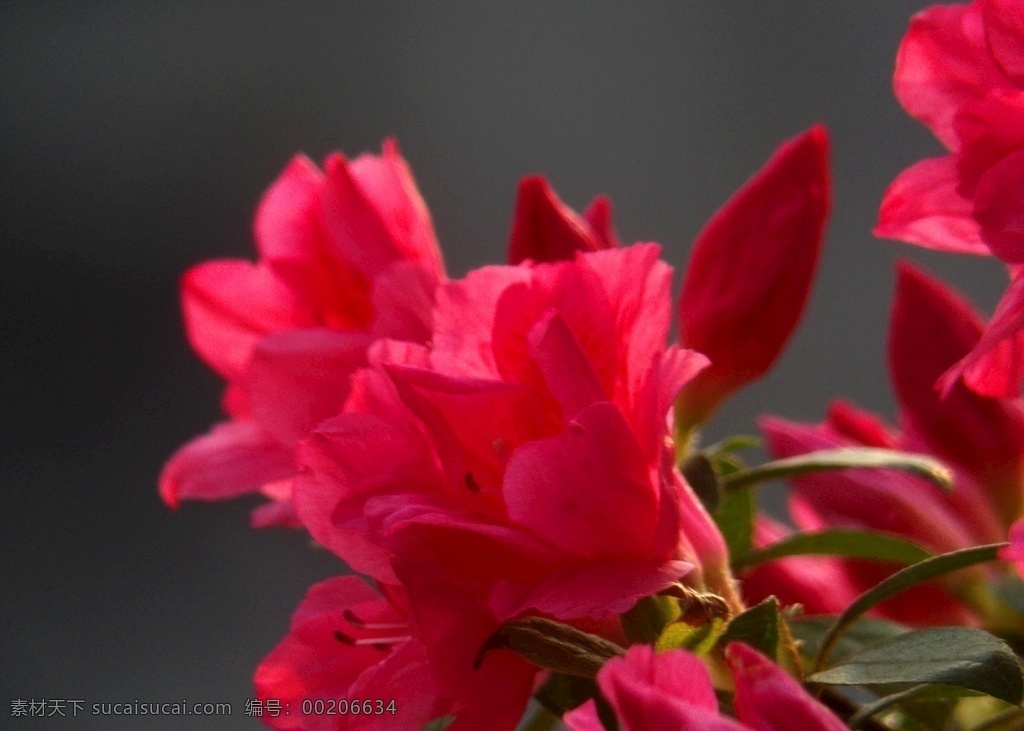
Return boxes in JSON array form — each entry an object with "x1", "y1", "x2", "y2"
[
  {"x1": 159, "y1": 421, "x2": 293, "y2": 508},
  {"x1": 728, "y1": 643, "x2": 847, "y2": 731},
  {"x1": 507, "y1": 176, "x2": 606, "y2": 264},
  {"x1": 875, "y1": 156, "x2": 988, "y2": 254},
  {"x1": 678, "y1": 126, "x2": 829, "y2": 423}
]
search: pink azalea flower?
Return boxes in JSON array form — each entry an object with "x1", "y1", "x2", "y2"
[
  {"x1": 160, "y1": 141, "x2": 445, "y2": 526},
  {"x1": 746, "y1": 262, "x2": 1023, "y2": 624},
  {"x1": 877, "y1": 0, "x2": 1024, "y2": 396},
  {"x1": 254, "y1": 576, "x2": 451, "y2": 731},
  {"x1": 676, "y1": 126, "x2": 830, "y2": 428},
  {"x1": 295, "y1": 244, "x2": 729, "y2": 622},
  {"x1": 564, "y1": 643, "x2": 845, "y2": 731},
  {"x1": 255, "y1": 573, "x2": 535, "y2": 731}
]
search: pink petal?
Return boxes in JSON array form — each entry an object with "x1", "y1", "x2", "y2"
[
  {"x1": 345, "y1": 641, "x2": 447, "y2": 731},
  {"x1": 503, "y1": 401, "x2": 658, "y2": 557},
  {"x1": 582, "y1": 194, "x2": 621, "y2": 249},
  {"x1": 953, "y1": 91, "x2": 1024, "y2": 197},
  {"x1": 579, "y1": 244, "x2": 674, "y2": 407},
  {"x1": 181, "y1": 260, "x2": 311, "y2": 379},
  {"x1": 507, "y1": 176, "x2": 604, "y2": 264},
  {"x1": 294, "y1": 411, "x2": 445, "y2": 582},
  {"x1": 431, "y1": 265, "x2": 532, "y2": 379},
  {"x1": 593, "y1": 646, "x2": 747, "y2": 731},
  {"x1": 940, "y1": 270, "x2": 1024, "y2": 397},
  {"x1": 321, "y1": 140, "x2": 443, "y2": 281},
  {"x1": 384, "y1": 364, "x2": 552, "y2": 492},
  {"x1": 875, "y1": 156, "x2": 988, "y2": 254},
  {"x1": 678, "y1": 126, "x2": 829, "y2": 423},
  {"x1": 254, "y1": 577, "x2": 424, "y2": 731},
  {"x1": 632, "y1": 346, "x2": 710, "y2": 462},
  {"x1": 392, "y1": 559, "x2": 537, "y2": 731},
  {"x1": 983, "y1": 0, "x2": 1024, "y2": 87},
  {"x1": 527, "y1": 310, "x2": 608, "y2": 419},
  {"x1": 1000, "y1": 518, "x2": 1024, "y2": 577},
  {"x1": 253, "y1": 154, "x2": 374, "y2": 332},
  {"x1": 247, "y1": 328, "x2": 371, "y2": 445},
  {"x1": 889, "y1": 262, "x2": 1024, "y2": 493},
  {"x1": 159, "y1": 421, "x2": 293, "y2": 508},
  {"x1": 369, "y1": 260, "x2": 438, "y2": 342},
  {"x1": 825, "y1": 399, "x2": 899, "y2": 448},
  {"x1": 727, "y1": 643, "x2": 847, "y2": 731},
  {"x1": 974, "y1": 146, "x2": 1024, "y2": 264},
  {"x1": 894, "y1": 2, "x2": 1011, "y2": 149},
  {"x1": 490, "y1": 557, "x2": 691, "y2": 621}
]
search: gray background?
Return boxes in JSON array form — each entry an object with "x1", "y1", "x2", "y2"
[{"x1": 1, "y1": 2, "x2": 1007, "y2": 728}]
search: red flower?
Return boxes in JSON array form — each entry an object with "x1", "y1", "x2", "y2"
[
  {"x1": 507, "y1": 176, "x2": 618, "y2": 265},
  {"x1": 675, "y1": 126, "x2": 830, "y2": 429},
  {"x1": 745, "y1": 263, "x2": 1024, "y2": 624},
  {"x1": 160, "y1": 141, "x2": 445, "y2": 525},
  {"x1": 878, "y1": 0, "x2": 1024, "y2": 396},
  {"x1": 563, "y1": 643, "x2": 845, "y2": 731},
  {"x1": 294, "y1": 245, "x2": 731, "y2": 623}
]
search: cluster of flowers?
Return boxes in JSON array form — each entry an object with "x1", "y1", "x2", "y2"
[{"x1": 163, "y1": 1, "x2": 1024, "y2": 729}]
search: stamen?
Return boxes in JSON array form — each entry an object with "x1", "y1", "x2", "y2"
[{"x1": 334, "y1": 629, "x2": 411, "y2": 651}]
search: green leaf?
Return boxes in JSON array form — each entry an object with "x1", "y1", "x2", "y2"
[
  {"x1": 476, "y1": 617, "x2": 624, "y2": 678},
  {"x1": 533, "y1": 673, "x2": 597, "y2": 717},
  {"x1": 656, "y1": 616, "x2": 725, "y2": 654},
  {"x1": 732, "y1": 529, "x2": 933, "y2": 571},
  {"x1": 680, "y1": 452, "x2": 720, "y2": 513},
  {"x1": 722, "y1": 447, "x2": 954, "y2": 493},
  {"x1": 808, "y1": 627, "x2": 1023, "y2": 705},
  {"x1": 621, "y1": 594, "x2": 682, "y2": 644},
  {"x1": 707, "y1": 434, "x2": 761, "y2": 455},
  {"x1": 420, "y1": 717, "x2": 456, "y2": 731},
  {"x1": 790, "y1": 615, "x2": 907, "y2": 668},
  {"x1": 720, "y1": 597, "x2": 781, "y2": 659},
  {"x1": 712, "y1": 485, "x2": 755, "y2": 558},
  {"x1": 847, "y1": 684, "x2": 982, "y2": 730},
  {"x1": 813, "y1": 543, "x2": 1006, "y2": 671}
]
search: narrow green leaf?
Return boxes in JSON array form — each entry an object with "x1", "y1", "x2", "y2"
[
  {"x1": 732, "y1": 529, "x2": 932, "y2": 571},
  {"x1": 720, "y1": 597, "x2": 781, "y2": 659},
  {"x1": 707, "y1": 434, "x2": 761, "y2": 455},
  {"x1": 809, "y1": 627, "x2": 1023, "y2": 705},
  {"x1": 790, "y1": 615, "x2": 907, "y2": 668},
  {"x1": 722, "y1": 447, "x2": 953, "y2": 493},
  {"x1": 712, "y1": 485, "x2": 755, "y2": 558},
  {"x1": 813, "y1": 543, "x2": 1006, "y2": 672},
  {"x1": 477, "y1": 617, "x2": 624, "y2": 678}
]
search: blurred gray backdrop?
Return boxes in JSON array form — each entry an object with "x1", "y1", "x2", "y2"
[{"x1": 1, "y1": 2, "x2": 1007, "y2": 729}]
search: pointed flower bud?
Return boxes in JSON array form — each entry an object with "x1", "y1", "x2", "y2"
[{"x1": 676, "y1": 125, "x2": 830, "y2": 429}]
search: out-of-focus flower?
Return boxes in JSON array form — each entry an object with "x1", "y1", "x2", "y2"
[
  {"x1": 160, "y1": 141, "x2": 445, "y2": 526},
  {"x1": 744, "y1": 262, "x2": 1022, "y2": 624},
  {"x1": 563, "y1": 643, "x2": 846, "y2": 731},
  {"x1": 675, "y1": 126, "x2": 830, "y2": 430},
  {"x1": 507, "y1": 176, "x2": 618, "y2": 264},
  {"x1": 1001, "y1": 518, "x2": 1024, "y2": 577},
  {"x1": 295, "y1": 244, "x2": 730, "y2": 622},
  {"x1": 877, "y1": 0, "x2": 1024, "y2": 396}
]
